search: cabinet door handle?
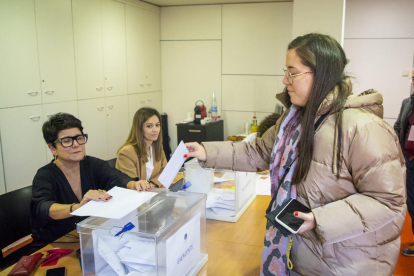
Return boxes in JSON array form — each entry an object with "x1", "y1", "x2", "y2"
[
  {"x1": 97, "y1": 106, "x2": 104, "y2": 111},
  {"x1": 147, "y1": 99, "x2": 152, "y2": 103},
  {"x1": 45, "y1": 90, "x2": 54, "y2": 95},
  {"x1": 107, "y1": 105, "x2": 114, "y2": 109},
  {"x1": 30, "y1": 116, "x2": 41, "y2": 121},
  {"x1": 189, "y1": 130, "x2": 201, "y2": 133},
  {"x1": 140, "y1": 101, "x2": 145, "y2": 104},
  {"x1": 107, "y1": 86, "x2": 113, "y2": 90},
  {"x1": 28, "y1": 91, "x2": 38, "y2": 96},
  {"x1": 46, "y1": 114, "x2": 52, "y2": 118},
  {"x1": 140, "y1": 84, "x2": 145, "y2": 87},
  {"x1": 96, "y1": 87, "x2": 103, "y2": 91},
  {"x1": 147, "y1": 84, "x2": 151, "y2": 87}
]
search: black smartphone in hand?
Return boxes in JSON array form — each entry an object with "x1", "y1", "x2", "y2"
[
  {"x1": 275, "y1": 199, "x2": 311, "y2": 234},
  {"x1": 46, "y1": 267, "x2": 67, "y2": 276}
]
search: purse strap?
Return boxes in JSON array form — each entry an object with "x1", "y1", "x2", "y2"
[
  {"x1": 195, "y1": 100, "x2": 204, "y2": 107},
  {"x1": 266, "y1": 111, "x2": 330, "y2": 214}
]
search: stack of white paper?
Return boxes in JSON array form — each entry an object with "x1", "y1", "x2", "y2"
[
  {"x1": 94, "y1": 233, "x2": 157, "y2": 276},
  {"x1": 117, "y1": 241, "x2": 156, "y2": 273},
  {"x1": 71, "y1": 187, "x2": 157, "y2": 219},
  {"x1": 213, "y1": 172, "x2": 235, "y2": 183},
  {"x1": 206, "y1": 189, "x2": 235, "y2": 217}
]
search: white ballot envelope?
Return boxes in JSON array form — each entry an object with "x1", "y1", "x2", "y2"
[{"x1": 158, "y1": 141, "x2": 189, "y2": 187}]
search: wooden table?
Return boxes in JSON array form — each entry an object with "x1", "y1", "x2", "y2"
[{"x1": 0, "y1": 175, "x2": 270, "y2": 276}]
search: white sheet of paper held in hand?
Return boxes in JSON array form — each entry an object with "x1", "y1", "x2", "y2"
[
  {"x1": 71, "y1": 186, "x2": 156, "y2": 219},
  {"x1": 158, "y1": 140, "x2": 189, "y2": 187}
]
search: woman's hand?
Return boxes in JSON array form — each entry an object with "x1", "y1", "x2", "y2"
[
  {"x1": 132, "y1": 180, "x2": 153, "y2": 192},
  {"x1": 184, "y1": 142, "x2": 206, "y2": 161},
  {"x1": 295, "y1": 211, "x2": 316, "y2": 234},
  {"x1": 79, "y1": 189, "x2": 113, "y2": 207}
]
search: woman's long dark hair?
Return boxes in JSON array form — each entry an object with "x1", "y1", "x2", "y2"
[{"x1": 285, "y1": 33, "x2": 352, "y2": 183}]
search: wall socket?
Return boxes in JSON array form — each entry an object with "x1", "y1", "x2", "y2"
[{"x1": 403, "y1": 70, "x2": 410, "y2": 77}]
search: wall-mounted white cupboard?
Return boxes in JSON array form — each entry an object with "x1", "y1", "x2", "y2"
[
  {"x1": 128, "y1": 92, "x2": 162, "y2": 125},
  {"x1": 0, "y1": 106, "x2": 47, "y2": 192},
  {"x1": 0, "y1": 0, "x2": 42, "y2": 108},
  {"x1": 78, "y1": 96, "x2": 129, "y2": 161},
  {"x1": 0, "y1": 0, "x2": 162, "y2": 194},
  {"x1": 35, "y1": 0, "x2": 77, "y2": 104},
  {"x1": 73, "y1": 0, "x2": 128, "y2": 100},
  {"x1": 126, "y1": 5, "x2": 161, "y2": 94}
]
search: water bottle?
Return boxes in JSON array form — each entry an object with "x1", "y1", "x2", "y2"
[{"x1": 211, "y1": 92, "x2": 218, "y2": 122}]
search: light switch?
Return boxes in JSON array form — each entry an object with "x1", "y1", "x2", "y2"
[{"x1": 403, "y1": 70, "x2": 410, "y2": 77}]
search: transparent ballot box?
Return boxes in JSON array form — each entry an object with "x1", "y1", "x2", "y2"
[
  {"x1": 185, "y1": 159, "x2": 256, "y2": 222},
  {"x1": 76, "y1": 189, "x2": 208, "y2": 276}
]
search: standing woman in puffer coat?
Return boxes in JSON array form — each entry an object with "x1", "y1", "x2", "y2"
[{"x1": 185, "y1": 33, "x2": 406, "y2": 276}]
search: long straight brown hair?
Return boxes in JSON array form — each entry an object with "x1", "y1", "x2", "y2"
[
  {"x1": 119, "y1": 107, "x2": 163, "y2": 163},
  {"x1": 285, "y1": 33, "x2": 352, "y2": 183}
]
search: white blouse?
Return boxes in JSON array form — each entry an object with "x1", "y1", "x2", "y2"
[{"x1": 146, "y1": 146, "x2": 154, "y2": 181}]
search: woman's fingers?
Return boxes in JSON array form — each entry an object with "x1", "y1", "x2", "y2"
[
  {"x1": 184, "y1": 142, "x2": 206, "y2": 161},
  {"x1": 82, "y1": 190, "x2": 113, "y2": 205},
  {"x1": 294, "y1": 211, "x2": 316, "y2": 234}
]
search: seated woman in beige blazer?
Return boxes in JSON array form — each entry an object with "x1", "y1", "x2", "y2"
[{"x1": 116, "y1": 107, "x2": 167, "y2": 190}]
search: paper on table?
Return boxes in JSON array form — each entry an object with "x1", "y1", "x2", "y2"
[
  {"x1": 71, "y1": 187, "x2": 156, "y2": 219},
  {"x1": 158, "y1": 141, "x2": 189, "y2": 187}
]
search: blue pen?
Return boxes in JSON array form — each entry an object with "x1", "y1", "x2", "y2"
[{"x1": 114, "y1": 222, "x2": 135, "y2": 237}]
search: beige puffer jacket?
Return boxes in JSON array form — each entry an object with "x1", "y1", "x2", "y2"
[{"x1": 201, "y1": 89, "x2": 406, "y2": 276}]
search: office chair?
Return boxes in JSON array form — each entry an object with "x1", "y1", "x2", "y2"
[
  {"x1": 107, "y1": 158, "x2": 117, "y2": 168},
  {"x1": 0, "y1": 185, "x2": 35, "y2": 271}
]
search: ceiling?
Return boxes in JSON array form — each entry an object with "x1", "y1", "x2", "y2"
[{"x1": 141, "y1": 0, "x2": 292, "y2": 7}]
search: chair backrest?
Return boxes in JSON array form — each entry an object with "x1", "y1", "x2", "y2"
[
  {"x1": 107, "y1": 158, "x2": 117, "y2": 168},
  {"x1": 0, "y1": 185, "x2": 33, "y2": 269}
]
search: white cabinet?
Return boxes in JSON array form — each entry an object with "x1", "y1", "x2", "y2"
[
  {"x1": 128, "y1": 92, "x2": 162, "y2": 125},
  {"x1": 78, "y1": 98, "x2": 108, "y2": 160},
  {"x1": 102, "y1": 0, "x2": 128, "y2": 97},
  {"x1": 222, "y1": 2, "x2": 293, "y2": 75},
  {"x1": 73, "y1": 0, "x2": 105, "y2": 100},
  {"x1": 106, "y1": 96, "x2": 129, "y2": 159},
  {"x1": 0, "y1": 105, "x2": 47, "y2": 192},
  {"x1": 78, "y1": 96, "x2": 129, "y2": 160},
  {"x1": 222, "y1": 75, "x2": 284, "y2": 113},
  {"x1": 126, "y1": 5, "x2": 161, "y2": 94},
  {"x1": 0, "y1": 0, "x2": 41, "y2": 108},
  {"x1": 73, "y1": 0, "x2": 127, "y2": 100},
  {"x1": 43, "y1": 101, "x2": 79, "y2": 161},
  {"x1": 35, "y1": 0, "x2": 77, "y2": 104}
]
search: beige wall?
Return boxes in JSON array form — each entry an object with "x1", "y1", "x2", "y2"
[
  {"x1": 292, "y1": 0, "x2": 345, "y2": 44},
  {"x1": 161, "y1": 3, "x2": 292, "y2": 150},
  {"x1": 344, "y1": 0, "x2": 414, "y2": 126}
]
